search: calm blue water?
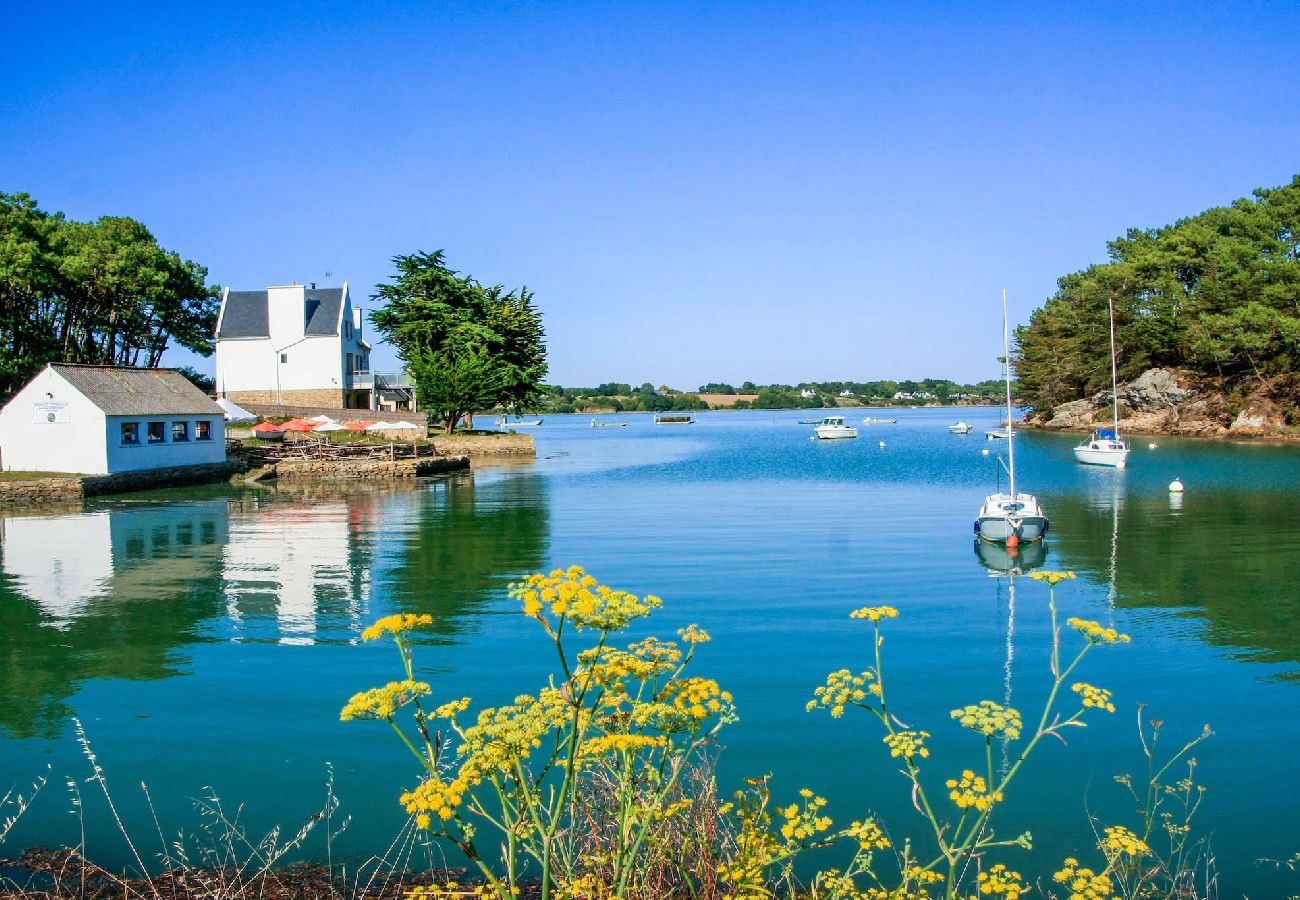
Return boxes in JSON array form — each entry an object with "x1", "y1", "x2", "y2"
[{"x1": 1, "y1": 407, "x2": 1297, "y2": 893}]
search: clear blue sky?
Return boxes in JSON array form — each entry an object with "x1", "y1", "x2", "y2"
[{"x1": 4, "y1": 1, "x2": 1297, "y2": 388}]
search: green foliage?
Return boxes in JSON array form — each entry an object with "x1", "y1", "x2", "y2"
[
  {"x1": 1015, "y1": 174, "x2": 1300, "y2": 410},
  {"x1": 369, "y1": 250, "x2": 547, "y2": 429},
  {"x1": 0, "y1": 192, "x2": 219, "y2": 400},
  {"x1": 174, "y1": 366, "x2": 215, "y2": 394}
]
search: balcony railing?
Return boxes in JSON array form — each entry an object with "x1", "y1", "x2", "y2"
[{"x1": 349, "y1": 370, "x2": 413, "y2": 390}]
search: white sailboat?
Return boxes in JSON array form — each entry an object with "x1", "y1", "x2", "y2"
[
  {"x1": 1073, "y1": 297, "x2": 1130, "y2": 468},
  {"x1": 975, "y1": 291, "x2": 1049, "y2": 545}
]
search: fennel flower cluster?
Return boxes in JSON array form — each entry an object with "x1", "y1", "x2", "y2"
[
  {"x1": 657, "y1": 676, "x2": 734, "y2": 723},
  {"x1": 509, "y1": 565, "x2": 662, "y2": 631},
  {"x1": 401, "y1": 775, "x2": 470, "y2": 824},
  {"x1": 360, "y1": 613, "x2": 433, "y2": 642},
  {"x1": 339, "y1": 680, "x2": 431, "y2": 721},
  {"x1": 458, "y1": 689, "x2": 569, "y2": 780},
  {"x1": 577, "y1": 637, "x2": 682, "y2": 685},
  {"x1": 578, "y1": 733, "x2": 668, "y2": 757},
  {"x1": 777, "y1": 789, "x2": 832, "y2": 843},
  {"x1": 946, "y1": 769, "x2": 1003, "y2": 812},
  {"x1": 883, "y1": 729, "x2": 930, "y2": 760},
  {"x1": 902, "y1": 865, "x2": 945, "y2": 887},
  {"x1": 1067, "y1": 617, "x2": 1132, "y2": 645},
  {"x1": 845, "y1": 818, "x2": 891, "y2": 851},
  {"x1": 951, "y1": 700, "x2": 1023, "y2": 740},
  {"x1": 806, "y1": 668, "x2": 877, "y2": 717},
  {"x1": 1027, "y1": 570, "x2": 1077, "y2": 586},
  {"x1": 1072, "y1": 682, "x2": 1116, "y2": 712},
  {"x1": 975, "y1": 863, "x2": 1027, "y2": 898},
  {"x1": 1052, "y1": 858, "x2": 1114, "y2": 899},
  {"x1": 813, "y1": 871, "x2": 894, "y2": 899},
  {"x1": 1100, "y1": 824, "x2": 1150, "y2": 857},
  {"x1": 850, "y1": 605, "x2": 899, "y2": 622}
]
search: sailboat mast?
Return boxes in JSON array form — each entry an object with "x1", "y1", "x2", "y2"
[
  {"x1": 1003, "y1": 289, "x2": 1016, "y2": 500},
  {"x1": 1109, "y1": 296, "x2": 1121, "y2": 436}
]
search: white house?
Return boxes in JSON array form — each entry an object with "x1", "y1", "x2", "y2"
[
  {"x1": 215, "y1": 282, "x2": 377, "y2": 409},
  {"x1": 0, "y1": 364, "x2": 227, "y2": 475},
  {"x1": 799, "y1": 388, "x2": 817, "y2": 399}
]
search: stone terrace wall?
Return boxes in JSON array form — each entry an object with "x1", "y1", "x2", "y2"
[
  {"x1": 0, "y1": 476, "x2": 84, "y2": 505},
  {"x1": 273, "y1": 456, "x2": 468, "y2": 479},
  {"x1": 0, "y1": 462, "x2": 243, "y2": 504},
  {"x1": 435, "y1": 433, "x2": 535, "y2": 457}
]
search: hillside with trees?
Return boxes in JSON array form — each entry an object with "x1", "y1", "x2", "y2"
[
  {"x1": 0, "y1": 192, "x2": 219, "y2": 399},
  {"x1": 1014, "y1": 175, "x2": 1300, "y2": 417}
]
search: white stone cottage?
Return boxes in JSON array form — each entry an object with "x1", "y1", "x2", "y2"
[
  {"x1": 215, "y1": 282, "x2": 373, "y2": 408},
  {"x1": 0, "y1": 364, "x2": 227, "y2": 475}
]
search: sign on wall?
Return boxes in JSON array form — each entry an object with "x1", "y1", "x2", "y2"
[{"x1": 32, "y1": 400, "x2": 71, "y2": 424}]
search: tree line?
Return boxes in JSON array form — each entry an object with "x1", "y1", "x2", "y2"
[
  {"x1": 0, "y1": 192, "x2": 219, "y2": 399},
  {"x1": 1014, "y1": 174, "x2": 1300, "y2": 411}
]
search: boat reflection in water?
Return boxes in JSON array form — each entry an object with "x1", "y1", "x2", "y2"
[{"x1": 973, "y1": 537, "x2": 1048, "y2": 575}]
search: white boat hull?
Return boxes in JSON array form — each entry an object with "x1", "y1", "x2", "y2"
[
  {"x1": 1073, "y1": 439, "x2": 1129, "y2": 468},
  {"x1": 814, "y1": 426, "x2": 858, "y2": 439},
  {"x1": 975, "y1": 493, "x2": 1048, "y2": 543},
  {"x1": 985, "y1": 428, "x2": 1014, "y2": 440},
  {"x1": 949, "y1": 422, "x2": 973, "y2": 434}
]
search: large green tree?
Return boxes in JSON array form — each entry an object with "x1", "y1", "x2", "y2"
[
  {"x1": 370, "y1": 250, "x2": 548, "y2": 430},
  {"x1": 1014, "y1": 175, "x2": 1300, "y2": 410},
  {"x1": 0, "y1": 192, "x2": 219, "y2": 399}
]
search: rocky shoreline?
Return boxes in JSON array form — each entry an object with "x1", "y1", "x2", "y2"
[{"x1": 1028, "y1": 368, "x2": 1300, "y2": 441}]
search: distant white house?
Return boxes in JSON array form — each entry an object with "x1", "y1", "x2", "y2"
[
  {"x1": 893, "y1": 391, "x2": 913, "y2": 400},
  {"x1": 839, "y1": 389, "x2": 854, "y2": 397},
  {"x1": 799, "y1": 388, "x2": 817, "y2": 399},
  {"x1": 215, "y1": 282, "x2": 388, "y2": 409},
  {"x1": 0, "y1": 364, "x2": 226, "y2": 475}
]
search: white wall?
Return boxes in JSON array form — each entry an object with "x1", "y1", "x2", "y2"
[
  {"x1": 268, "y1": 284, "x2": 306, "y2": 347},
  {"x1": 0, "y1": 368, "x2": 109, "y2": 474},
  {"x1": 104, "y1": 415, "x2": 226, "y2": 473}
]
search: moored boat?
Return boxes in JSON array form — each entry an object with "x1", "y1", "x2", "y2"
[
  {"x1": 949, "y1": 421, "x2": 973, "y2": 434},
  {"x1": 654, "y1": 414, "x2": 695, "y2": 425},
  {"x1": 975, "y1": 291, "x2": 1048, "y2": 545},
  {"x1": 1073, "y1": 298, "x2": 1130, "y2": 468},
  {"x1": 862, "y1": 416, "x2": 897, "y2": 424},
  {"x1": 813, "y1": 416, "x2": 858, "y2": 440}
]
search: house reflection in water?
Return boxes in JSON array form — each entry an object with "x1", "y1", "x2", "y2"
[
  {"x1": 221, "y1": 491, "x2": 380, "y2": 644},
  {"x1": 0, "y1": 500, "x2": 230, "y2": 738}
]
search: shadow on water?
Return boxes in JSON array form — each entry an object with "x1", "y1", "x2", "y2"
[
  {"x1": 0, "y1": 473, "x2": 551, "y2": 740},
  {"x1": 1048, "y1": 488, "x2": 1300, "y2": 679}
]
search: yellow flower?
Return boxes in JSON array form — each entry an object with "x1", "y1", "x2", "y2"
[
  {"x1": 808, "y1": 669, "x2": 875, "y2": 717},
  {"x1": 1052, "y1": 857, "x2": 1114, "y2": 899},
  {"x1": 976, "y1": 863, "x2": 1027, "y2": 898},
  {"x1": 951, "y1": 700, "x2": 1023, "y2": 740},
  {"x1": 903, "y1": 865, "x2": 944, "y2": 885},
  {"x1": 946, "y1": 769, "x2": 1003, "y2": 812},
  {"x1": 1067, "y1": 618, "x2": 1132, "y2": 645},
  {"x1": 1100, "y1": 824, "x2": 1150, "y2": 857},
  {"x1": 509, "y1": 567, "x2": 662, "y2": 631},
  {"x1": 340, "y1": 680, "x2": 431, "y2": 721},
  {"x1": 850, "y1": 605, "x2": 899, "y2": 622},
  {"x1": 776, "y1": 791, "x2": 832, "y2": 843},
  {"x1": 1027, "y1": 570, "x2": 1076, "y2": 586},
  {"x1": 1072, "y1": 682, "x2": 1116, "y2": 713},
  {"x1": 578, "y1": 733, "x2": 668, "y2": 756},
  {"x1": 361, "y1": 613, "x2": 434, "y2": 642},
  {"x1": 401, "y1": 775, "x2": 471, "y2": 823},
  {"x1": 883, "y1": 730, "x2": 930, "y2": 760},
  {"x1": 845, "y1": 818, "x2": 891, "y2": 850},
  {"x1": 678, "y1": 623, "x2": 711, "y2": 644}
]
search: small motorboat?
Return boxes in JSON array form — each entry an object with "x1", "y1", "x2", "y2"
[
  {"x1": 813, "y1": 416, "x2": 858, "y2": 440},
  {"x1": 654, "y1": 414, "x2": 695, "y2": 425},
  {"x1": 862, "y1": 416, "x2": 897, "y2": 424},
  {"x1": 949, "y1": 421, "x2": 973, "y2": 434},
  {"x1": 985, "y1": 427, "x2": 1014, "y2": 440}
]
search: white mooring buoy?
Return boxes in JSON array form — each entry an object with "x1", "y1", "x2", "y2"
[
  {"x1": 982, "y1": 448, "x2": 990, "y2": 456},
  {"x1": 879, "y1": 441, "x2": 886, "y2": 448},
  {"x1": 1168, "y1": 477, "x2": 1184, "y2": 493},
  {"x1": 1148, "y1": 442, "x2": 1158, "y2": 450}
]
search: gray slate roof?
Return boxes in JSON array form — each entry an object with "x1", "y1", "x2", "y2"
[
  {"x1": 51, "y1": 365, "x2": 224, "y2": 416},
  {"x1": 305, "y1": 288, "x2": 344, "y2": 335},
  {"x1": 216, "y1": 287, "x2": 344, "y2": 339}
]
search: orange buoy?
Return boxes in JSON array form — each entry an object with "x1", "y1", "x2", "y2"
[{"x1": 1006, "y1": 533, "x2": 1020, "y2": 549}]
